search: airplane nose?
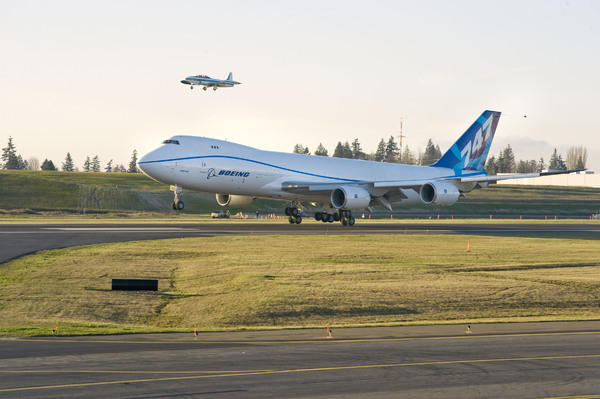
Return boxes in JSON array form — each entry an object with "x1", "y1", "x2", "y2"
[{"x1": 137, "y1": 151, "x2": 160, "y2": 177}]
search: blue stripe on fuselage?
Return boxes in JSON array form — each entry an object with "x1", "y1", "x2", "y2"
[
  {"x1": 138, "y1": 155, "x2": 488, "y2": 183},
  {"x1": 138, "y1": 155, "x2": 362, "y2": 182}
]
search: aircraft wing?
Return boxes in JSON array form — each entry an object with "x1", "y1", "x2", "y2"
[
  {"x1": 281, "y1": 168, "x2": 585, "y2": 194},
  {"x1": 458, "y1": 168, "x2": 586, "y2": 184},
  {"x1": 281, "y1": 179, "x2": 425, "y2": 195}
]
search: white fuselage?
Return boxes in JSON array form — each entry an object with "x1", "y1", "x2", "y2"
[{"x1": 137, "y1": 135, "x2": 467, "y2": 209}]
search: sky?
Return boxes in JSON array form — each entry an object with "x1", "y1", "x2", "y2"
[{"x1": 1, "y1": 0, "x2": 599, "y2": 172}]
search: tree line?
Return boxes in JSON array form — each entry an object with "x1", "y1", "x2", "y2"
[
  {"x1": 484, "y1": 145, "x2": 587, "y2": 173},
  {"x1": 1, "y1": 136, "x2": 140, "y2": 173},
  {"x1": 294, "y1": 136, "x2": 442, "y2": 165},
  {"x1": 2, "y1": 135, "x2": 588, "y2": 173},
  {"x1": 294, "y1": 137, "x2": 588, "y2": 170}
]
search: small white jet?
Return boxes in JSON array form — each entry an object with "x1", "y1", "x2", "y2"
[
  {"x1": 137, "y1": 110, "x2": 581, "y2": 226},
  {"x1": 180, "y1": 72, "x2": 241, "y2": 91}
]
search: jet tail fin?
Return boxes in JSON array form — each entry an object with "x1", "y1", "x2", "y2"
[
  {"x1": 226, "y1": 72, "x2": 233, "y2": 81},
  {"x1": 432, "y1": 110, "x2": 501, "y2": 173}
]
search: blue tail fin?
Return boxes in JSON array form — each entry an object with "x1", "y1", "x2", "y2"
[
  {"x1": 432, "y1": 110, "x2": 501, "y2": 173},
  {"x1": 226, "y1": 72, "x2": 233, "y2": 81}
]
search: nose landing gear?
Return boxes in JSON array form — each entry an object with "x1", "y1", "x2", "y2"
[{"x1": 170, "y1": 185, "x2": 184, "y2": 211}]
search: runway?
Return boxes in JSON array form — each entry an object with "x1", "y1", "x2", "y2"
[
  {"x1": 1, "y1": 221, "x2": 599, "y2": 264},
  {"x1": 1, "y1": 321, "x2": 600, "y2": 398}
]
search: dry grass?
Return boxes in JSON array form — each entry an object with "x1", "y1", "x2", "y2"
[{"x1": 1, "y1": 234, "x2": 599, "y2": 335}]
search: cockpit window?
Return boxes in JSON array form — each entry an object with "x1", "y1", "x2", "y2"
[{"x1": 162, "y1": 139, "x2": 180, "y2": 145}]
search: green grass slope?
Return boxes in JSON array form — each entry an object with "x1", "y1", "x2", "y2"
[
  {"x1": 0, "y1": 170, "x2": 282, "y2": 214},
  {"x1": 1, "y1": 170, "x2": 599, "y2": 216}
]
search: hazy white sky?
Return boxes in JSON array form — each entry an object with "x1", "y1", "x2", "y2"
[{"x1": 1, "y1": 0, "x2": 599, "y2": 171}]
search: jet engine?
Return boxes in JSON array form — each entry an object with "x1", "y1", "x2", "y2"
[
  {"x1": 419, "y1": 181, "x2": 460, "y2": 205},
  {"x1": 331, "y1": 186, "x2": 371, "y2": 210},
  {"x1": 216, "y1": 194, "x2": 254, "y2": 207}
]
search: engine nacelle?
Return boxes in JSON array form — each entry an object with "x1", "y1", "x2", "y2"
[
  {"x1": 215, "y1": 194, "x2": 254, "y2": 207},
  {"x1": 331, "y1": 186, "x2": 371, "y2": 210},
  {"x1": 420, "y1": 181, "x2": 460, "y2": 205}
]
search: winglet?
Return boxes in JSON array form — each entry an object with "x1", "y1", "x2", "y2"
[{"x1": 432, "y1": 110, "x2": 501, "y2": 174}]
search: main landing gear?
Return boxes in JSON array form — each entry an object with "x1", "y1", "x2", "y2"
[
  {"x1": 171, "y1": 185, "x2": 184, "y2": 211},
  {"x1": 285, "y1": 206, "x2": 302, "y2": 224},
  {"x1": 285, "y1": 206, "x2": 355, "y2": 226},
  {"x1": 315, "y1": 210, "x2": 355, "y2": 226}
]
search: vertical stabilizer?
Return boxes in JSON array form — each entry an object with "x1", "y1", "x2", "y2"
[
  {"x1": 432, "y1": 110, "x2": 501, "y2": 174},
  {"x1": 226, "y1": 72, "x2": 233, "y2": 81}
]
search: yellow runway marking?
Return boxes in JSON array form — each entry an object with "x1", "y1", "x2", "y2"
[
  {"x1": 1, "y1": 353, "x2": 599, "y2": 393},
  {"x1": 541, "y1": 396, "x2": 600, "y2": 399}
]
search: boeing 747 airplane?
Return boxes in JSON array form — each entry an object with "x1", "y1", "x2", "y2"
[
  {"x1": 137, "y1": 110, "x2": 580, "y2": 226},
  {"x1": 180, "y1": 72, "x2": 240, "y2": 91}
]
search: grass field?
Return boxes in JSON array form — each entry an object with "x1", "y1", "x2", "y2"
[{"x1": 1, "y1": 233, "x2": 599, "y2": 336}]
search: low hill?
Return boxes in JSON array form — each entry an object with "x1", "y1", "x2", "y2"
[{"x1": 0, "y1": 170, "x2": 599, "y2": 217}]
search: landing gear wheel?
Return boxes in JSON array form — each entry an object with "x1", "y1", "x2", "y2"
[
  {"x1": 172, "y1": 201, "x2": 177, "y2": 210},
  {"x1": 295, "y1": 216, "x2": 302, "y2": 224},
  {"x1": 176, "y1": 200, "x2": 184, "y2": 210},
  {"x1": 288, "y1": 216, "x2": 296, "y2": 224},
  {"x1": 203, "y1": 87, "x2": 207, "y2": 91},
  {"x1": 315, "y1": 212, "x2": 322, "y2": 221},
  {"x1": 339, "y1": 210, "x2": 354, "y2": 226}
]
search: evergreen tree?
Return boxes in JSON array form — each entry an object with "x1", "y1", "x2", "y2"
[
  {"x1": 92, "y1": 155, "x2": 101, "y2": 172},
  {"x1": 293, "y1": 144, "x2": 310, "y2": 154},
  {"x1": 83, "y1": 156, "x2": 91, "y2": 172},
  {"x1": 1, "y1": 136, "x2": 17, "y2": 169},
  {"x1": 485, "y1": 155, "x2": 498, "y2": 174},
  {"x1": 375, "y1": 139, "x2": 386, "y2": 162},
  {"x1": 41, "y1": 159, "x2": 57, "y2": 171},
  {"x1": 351, "y1": 138, "x2": 364, "y2": 159},
  {"x1": 496, "y1": 151, "x2": 505, "y2": 173},
  {"x1": 2, "y1": 136, "x2": 27, "y2": 170},
  {"x1": 538, "y1": 157, "x2": 545, "y2": 172},
  {"x1": 400, "y1": 145, "x2": 416, "y2": 165},
  {"x1": 498, "y1": 144, "x2": 516, "y2": 173},
  {"x1": 332, "y1": 141, "x2": 344, "y2": 158},
  {"x1": 342, "y1": 141, "x2": 352, "y2": 158},
  {"x1": 62, "y1": 152, "x2": 74, "y2": 171},
  {"x1": 517, "y1": 159, "x2": 537, "y2": 173},
  {"x1": 548, "y1": 148, "x2": 567, "y2": 170},
  {"x1": 314, "y1": 143, "x2": 328, "y2": 156},
  {"x1": 128, "y1": 150, "x2": 139, "y2": 173},
  {"x1": 421, "y1": 139, "x2": 440, "y2": 165},
  {"x1": 384, "y1": 136, "x2": 400, "y2": 163},
  {"x1": 105, "y1": 159, "x2": 113, "y2": 173}
]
